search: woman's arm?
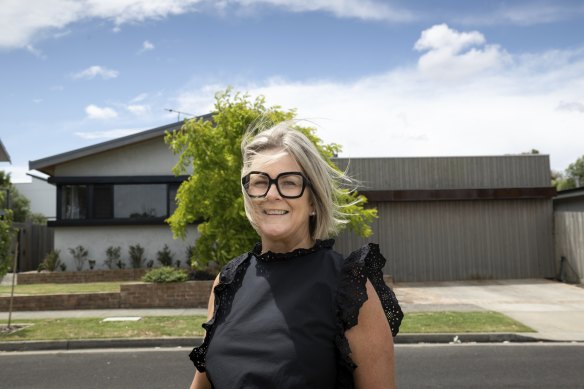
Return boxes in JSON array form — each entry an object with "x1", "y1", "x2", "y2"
[
  {"x1": 189, "y1": 274, "x2": 220, "y2": 389},
  {"x1": 345, "y1": 279, "x2": 396, "y2": 389}
]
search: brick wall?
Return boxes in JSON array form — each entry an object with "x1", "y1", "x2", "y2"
[
  {"x1": 17, "y1": 269, "x2": 149, "y2": 285},
  {"x1": 120, "y1": 281, "x2": 213, "y2": 308},
  {"x1": 0, "y1": 293, "x2": 120, "y2": 311},
  {"x1": 0, "y1": 281, "x2": 213, "y2": 311}
]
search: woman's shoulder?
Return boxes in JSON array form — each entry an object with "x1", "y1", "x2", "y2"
[{"x1": 336, "y1": 242, "x2": 403, "y2": 337}]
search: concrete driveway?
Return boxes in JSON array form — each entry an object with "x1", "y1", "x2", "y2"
[{"x1": 394, "y1": 279, "x2": 584, "y2": 341}]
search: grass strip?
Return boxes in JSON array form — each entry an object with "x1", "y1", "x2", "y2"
[
  {"x1": 0, "y1": 282, "x2": 124, "y2": 296},
  {"x1": 399, "y1": 311, "x2": 534, "y2": 333},
  {"x1": 0, "y1": 312, "x2": 533, "y2": 342},
  {"x1": 0, "y1": 316, "x2": 208, "y2": 341}
]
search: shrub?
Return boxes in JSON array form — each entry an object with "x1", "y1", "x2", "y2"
[
  {"x1": 0, "y1": 210, "x2": 17, "y2": 278},
  {"x1": 142, "y1": 266, "x2": 188, "y2": 283},
  {"x1": 129, "y1": 244, "x2": 146, "y2": 269},
  {"x1": 38, "y1": 250, "x2": 62, "y2": 272},
  {"x1": 156, "y1": 244, "x2": 174, "y2": 267},
  {"x1": 105, "y1": 246, "x2": 121, "y2": 270},
  {"x1": 68, "y1": 245, "x2": 88, "y2": 271}
]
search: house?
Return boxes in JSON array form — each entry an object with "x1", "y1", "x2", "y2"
[
  {"x1": 28, "y1": 119, "x2": 210, "y2": 270},
  {"x1": 29, "y1": 120, "x2": 557, "y2": 281},
  {"x1": 0, "y1": 139, "x2": 10, "y2": 163},
  {"x1": 334, "y1": 155, "x2": 556, "y2": 282}
]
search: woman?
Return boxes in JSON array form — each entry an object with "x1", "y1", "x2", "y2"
[{"x1": 189, "y1": 122, "x2": 403, "y2": 389}]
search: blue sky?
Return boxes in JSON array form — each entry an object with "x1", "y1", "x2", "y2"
[{"x1": 1, "y1": 0, "x2": 584, "y2": 182}]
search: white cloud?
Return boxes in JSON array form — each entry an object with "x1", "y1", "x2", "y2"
[
  {"x1": 497, "y1": 3, "x2": 584, "y2": 25},
  {"x1": 174, "y1": 27, "x2": 584, "y2": 172},
  {"x1": 74, "y1": 128, "x2": 142, "y2": 140},
  {"x1": 557, "y1": 101, "x2": 584, "y2": 113},
  {"x1": 72, "y1": 65, "x2": 119, "y2": 80},
  {"x1": 127, "y1": 104, "x2": 149, "y2": 115},
  {"x1": 0, "y1": 0, "x2": 203, "y2": 49},
  {"x1": 0, "y1": 0, "x2": 414, "y2": 50},
  {"x1": 141, "y1": 40, "x2": 154, "y2": 51},
  {"x1": 414, "y1": 24, "x2": 510, "y2": 81},
  {"x1": 85, "y1": 104, "x2": 118, "y2": 119},
  {"x1": 25, "y1": 44, "x2": 46, "y2": 58},
  {"x1": 130, "y1": 93, "x2": 149, "y2": 103},
  {"x1": 233, "y1": 0, "x2": 414, "y2": 22}
]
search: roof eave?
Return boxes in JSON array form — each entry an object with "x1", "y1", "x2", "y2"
[{"x1": 29, "y1": 114, "x2": 212, "y2": 176}]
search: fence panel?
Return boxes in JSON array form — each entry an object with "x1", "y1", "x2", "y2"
[{"x1": 13, "y1": 222, "x2": 54, "y2": 272}]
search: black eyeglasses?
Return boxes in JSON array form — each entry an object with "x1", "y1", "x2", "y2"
[{"x1": 242, "y1": 171, "x2": 310, "y2": 199}]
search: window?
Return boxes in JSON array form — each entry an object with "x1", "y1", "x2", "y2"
[
  {"x1": 61, "y1": 185, "x2": 88, "y2": 219},
  {"x1": 169, "y1": 183, "x2": 179, "y2": 215},
  {"x1": 115, "y1": 184, "x2": 166, "y2": 219},
  {"x1": 57, "y1": 179, "x2": 183, "y2": 225},
  {"x1": 94, "y1": 185, "x2": 113, "y2": 219}
]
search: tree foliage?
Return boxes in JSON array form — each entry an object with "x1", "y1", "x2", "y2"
[
  {"x1": 0, "y1": 210, "x2": 17, "y2": 278},
  {"x1": 165, "y1": 89, "x2": 377, "y2": 268},
  {"x1": 554, "y1": 155, "x2": 584, "y2": 191}
]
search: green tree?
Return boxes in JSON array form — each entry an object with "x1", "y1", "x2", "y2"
[
  {"x1": 165, "y1": 89, "x2": 377, "y2": 268},
  {"x1": 0, "y1": 210, "x2": 17, "y2": 278},
  {"x1": 555, "y1": 155, "x2": 584, "y2": 191}
]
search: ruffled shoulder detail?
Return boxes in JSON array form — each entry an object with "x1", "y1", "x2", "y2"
[
  {"x1": 189, "y1": 252, "x2": 251, "y2": 372},
  {"x1": 335, "y1": 243, "x2": 403, "y2": 387}
]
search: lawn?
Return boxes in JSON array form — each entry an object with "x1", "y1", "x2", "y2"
[
  {"x1": 0, "y1": 316, "x2": 208, "y2": 341},
  {"x1": 399, "y1": 311, "x2": 533, "y2": 333},
  {"x1": 0, "y1": 282, "x2": 124, "y2": 296},
  {"x1": 0, "y1": 312, "x2": 533, "y2": 342}
]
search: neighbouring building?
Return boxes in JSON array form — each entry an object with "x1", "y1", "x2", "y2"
[
  {"x1": 29, "y1": 119, "x2": 207, "y2": 271},
  {"x1": 14, "y1": 174, "x2": 57, "y2": 219},
  {"x1": 30, "y1": 119, "x2": 557, "y2": 281},
  {"x1": 334, "y1": 155, "x2": 556, "y2": 282}
]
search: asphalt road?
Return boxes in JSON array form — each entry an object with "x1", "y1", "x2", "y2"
[{"x1": 1, "y1": 343, "x2": 583, "y2": 388}]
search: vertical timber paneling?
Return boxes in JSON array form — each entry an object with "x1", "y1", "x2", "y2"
[
  {"x1": 13, "y1": 222, "x2": 54, "y2": 272},
  {"x1": 336, "y1": 199, "x2": 554, "y2": 282},
  {"x1": 554, "y1": 212, "x2": 584, "y2": 283}
]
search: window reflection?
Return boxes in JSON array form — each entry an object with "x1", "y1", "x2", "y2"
[
  {"x1": 61, "y1": 185, "x2": 88, "y2": 219},
  {"x1": 114, "y1": 184, "x2": 166, "y2": 218}
]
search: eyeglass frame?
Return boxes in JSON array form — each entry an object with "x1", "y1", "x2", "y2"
[{"x1": 241, "y1": 171, "x2": 311, "y2": 199}]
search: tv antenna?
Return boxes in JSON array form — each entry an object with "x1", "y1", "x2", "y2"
[{"x1": 164, "y1": 108, "x2": 196, "y2": 121}]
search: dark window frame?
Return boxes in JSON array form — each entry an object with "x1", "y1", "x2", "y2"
[{"x1": 50, "y1": 175, "x2": 188, "y2": 227}]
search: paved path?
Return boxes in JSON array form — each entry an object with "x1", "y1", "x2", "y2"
[{"x1": 395, "y1": 279, "x2": 584, "y2": 342}]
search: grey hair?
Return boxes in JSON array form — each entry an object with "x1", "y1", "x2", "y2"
[{"x1": 241, "y1": 120, "x2": 357, "y2": 240}]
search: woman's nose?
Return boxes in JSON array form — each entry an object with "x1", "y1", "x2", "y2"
[{"x1": 265, "y1": 182, "x2": 282, "y2": 200}]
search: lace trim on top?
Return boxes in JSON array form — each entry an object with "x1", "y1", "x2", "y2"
[
  {"x1": 335, "y1": 243, "x2": 404, "y2": 388},
  {"x1": 252, "y1": 239, "x2": 335, "y2": 262}
]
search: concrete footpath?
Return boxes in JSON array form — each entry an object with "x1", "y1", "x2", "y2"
[{"x1": 1, "y1": 279, "x2": 583, "y2": 351}]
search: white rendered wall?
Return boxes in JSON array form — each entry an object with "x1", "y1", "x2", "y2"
[
  {"x1": 54, "y1": 225, "x2": 199, "y2": 270},
  {"x1": 14, "y1": 177, "x2": 56, "y2": 218},
  {"x1": 54, "y1": 137, "x2": 192, "y2": 177}
]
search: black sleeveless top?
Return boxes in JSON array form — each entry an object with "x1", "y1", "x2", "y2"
[{"x1": 189, "y1": 240, "x2": 403, "y2": 389}]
